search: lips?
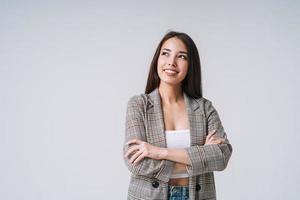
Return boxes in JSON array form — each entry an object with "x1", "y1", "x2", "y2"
[{"x1": 163, "y1": 68, "x2": 179, "y2": 74}]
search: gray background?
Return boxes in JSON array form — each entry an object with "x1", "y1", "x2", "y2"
[{"x1": 0, "y1": 0, "x2": 299, "y2": 199}]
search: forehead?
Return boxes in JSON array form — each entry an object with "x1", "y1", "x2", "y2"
[{"x1": 161, "y1": 37, "x2": 187, "y2": 52}]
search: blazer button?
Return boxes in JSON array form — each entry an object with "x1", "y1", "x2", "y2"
[
  {"x1": 196, "y1": 183, "x2": 201, "y2": 191},
  {"x1": 151, "y1": 180, "x2": 159, "y2": 188}
]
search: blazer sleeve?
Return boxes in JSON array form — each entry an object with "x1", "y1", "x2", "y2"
[
  {"x1": 123, "y1": 95, "x2": 174, "y2": 182},
  {"x1": 184, "y1": 99, "x2": 233, "y2": 177}
]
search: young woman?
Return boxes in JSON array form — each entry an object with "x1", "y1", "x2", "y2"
[{"x1": 123, "y1": 31, "x2": 232, "y2": 200}]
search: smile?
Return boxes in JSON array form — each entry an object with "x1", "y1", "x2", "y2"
[{"x1": 163, "y1": 69, "x2": 178, "y2": 75}]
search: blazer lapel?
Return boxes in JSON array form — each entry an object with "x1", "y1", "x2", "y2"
[
  {"x1": 183, "y1": 92, "x2": 205, "y2": 146},
  {"x1": 146, "y1": 88, "x2": 167, "y2": 147}
]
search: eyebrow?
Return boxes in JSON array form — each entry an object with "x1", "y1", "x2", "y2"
[{"x1": 162, "y1": 48, "x2": 188, "y2": 55}]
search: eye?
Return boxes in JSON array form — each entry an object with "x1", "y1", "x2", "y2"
[
  {"x1": 179, "y1": 55, "x2": 188, "y2": 60},
  {"x1": 161, "y1": 51, "x2": 169, "y2": 56}
]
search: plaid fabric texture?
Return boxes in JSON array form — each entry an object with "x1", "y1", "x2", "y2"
[{"x1": 124, "y1": 88, "x2": 232, "y2": 200}]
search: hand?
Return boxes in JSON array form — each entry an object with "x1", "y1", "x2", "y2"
[
  {"x1": 205, "y1": 129, "x2": 226, "y2": 145},
  {"x1": 125, "y1": 139, "x2": 165, "y2": 165}
]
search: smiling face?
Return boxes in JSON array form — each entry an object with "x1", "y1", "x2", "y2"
[{"x1": 157, "y1": 37, "x2": 189, "y2": 87}]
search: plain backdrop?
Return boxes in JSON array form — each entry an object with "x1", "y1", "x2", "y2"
[{"x1": 0, "y1": 1, "x2": 299, "y2": 199}]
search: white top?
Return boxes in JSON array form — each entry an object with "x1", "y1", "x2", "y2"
[{"x1": 165, "y1": 129, "x2": 190, "y2": 178}]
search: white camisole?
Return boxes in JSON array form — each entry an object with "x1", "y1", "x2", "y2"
[{"x1": 165, "y1": 129, "x2": 190, "y2": 178}]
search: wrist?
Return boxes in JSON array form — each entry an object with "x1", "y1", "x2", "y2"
[{"x1": 159, "y1": 147, "x2": 168, "y2": 160}]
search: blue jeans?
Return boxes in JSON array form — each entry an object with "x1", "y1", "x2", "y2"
[{"x1": 168, "y1": 185, "x2": 189, "y2": 200}]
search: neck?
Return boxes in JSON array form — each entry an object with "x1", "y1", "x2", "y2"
[{"x1": 158, "y1": 83, "x2": 183, "y2": 105}]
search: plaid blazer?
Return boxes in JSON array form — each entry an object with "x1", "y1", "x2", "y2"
[{"x1": 123, "y1": 88, "x2": 232, "y2": 200}]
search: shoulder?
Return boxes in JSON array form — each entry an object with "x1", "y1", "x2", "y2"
[
  {"x1": 192, "y1": 96, "x2": 213, "y2": 108},
  {"x1": 191, "y1": 96, "x2": 217, "y2": 115},
  {"x1": 127, "y1": 93, "x2": 148, "y2": 107},
  {"x1": 201, "y1": 97, "x2": 213, "y2": 106},
  {"x1": 126, "y1": 93, "x2": 149, "y2": 115}
]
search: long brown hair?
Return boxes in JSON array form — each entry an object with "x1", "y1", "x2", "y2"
[{"x1": 145, "y1": 31, "x2": 202, "y2": 98}]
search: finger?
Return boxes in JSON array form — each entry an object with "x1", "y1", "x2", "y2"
[
  {"x1": 210, "y1": 135, "x2": 221, "y2": 141},
  {"x1": 206, "y1": 129, "x2": 217, "y2": 140},
  {"x1": 130, "y1": 149, "x2": 143, "y2": 163},
  {"x1": 133, "y1": 152, "x2": 146, "y2": 165},
  {"x1": 211, "y1": 138, "x2": 226, "y2": 144},
  {"x1": 126, "y1": 139, "x2": 142, "y2": 145},
  {"x1": 206, "y1": 132, "x2": 213, "y2": 140},
  {"x1": 219, "y1": 138, "x2": 226, "y2": 144},
  {"x1": 208, "y1": 129, "x2": 217, "y2": 135},
  {"x1": 207, "y1": 135, "x2": 222, "y2": 145},
  {"x1": 210, "y1": 138, "x2": 220, "y2": 144},
  {"x1": 208, "y1": 134, "x2": 218, "y2": 143},
  {"x1": 125, "y1": 145, "x2": 140, "y2": 158},
  {"x1": 216, "y1": 139, "x2": 225, "y2": 144}
]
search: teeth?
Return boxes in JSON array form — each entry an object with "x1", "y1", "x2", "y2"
[{"x1": 164, "y1": 69, "x2": 177, "y2": 74}]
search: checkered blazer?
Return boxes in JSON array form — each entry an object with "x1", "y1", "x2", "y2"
[{"x1": 123, "y1": 88, "x2": 232, "y2": 200}]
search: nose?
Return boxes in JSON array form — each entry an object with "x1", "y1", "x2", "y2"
[{"x1": 167, "y1": 56, "x2": 176, "y2": 67}]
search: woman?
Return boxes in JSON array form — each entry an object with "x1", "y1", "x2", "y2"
[{"x1": 123, "y1": 31, "x2": 232, "y2": 200}]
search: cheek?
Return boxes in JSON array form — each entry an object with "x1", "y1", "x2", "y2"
[
  {"x1": 184, "y1": 66, "x2": 189, "y2": 74},
  {"x1": 157, "y1": 57, "x2": 164, "y2": 68},
  {"x1": 180, "y1": 63, "x2": 189, "y2": 74},
  {"x1": 156, "y1": 61, "x2": 163, "y2": 77},
  {"x1": 157, "y1": 59, "x2": 166, "y2": 75}
]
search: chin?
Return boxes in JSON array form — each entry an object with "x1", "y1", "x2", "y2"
[{"x1": 161, "y1": 79, "x2": 182, "y2": 86}]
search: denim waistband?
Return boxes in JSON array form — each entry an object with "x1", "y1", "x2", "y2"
[{"x1": 168, "y1": 185, "x2": 189, "y2": 198}]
